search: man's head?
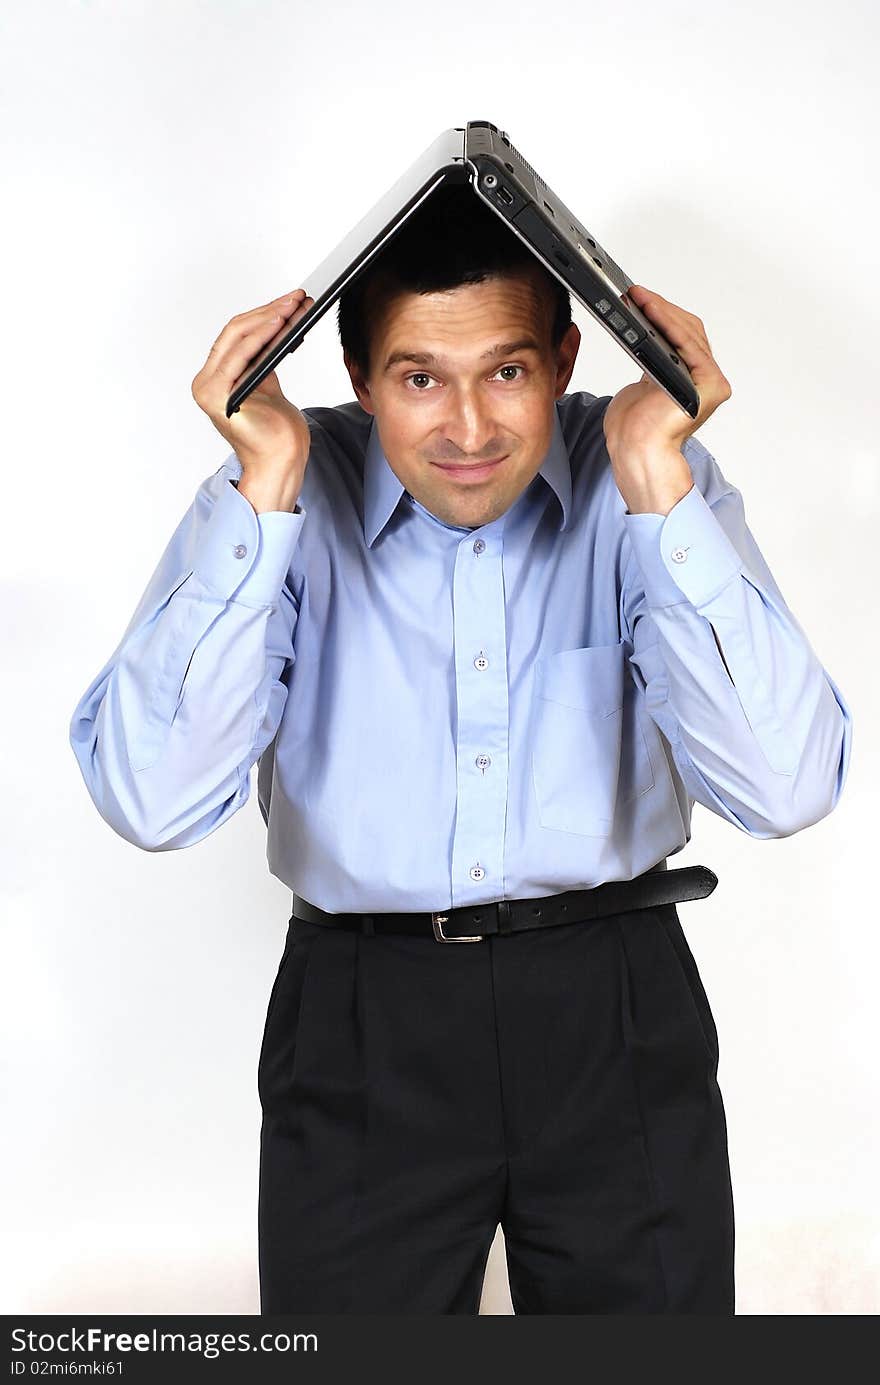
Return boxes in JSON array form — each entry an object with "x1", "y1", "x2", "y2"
[{"x1": 337, "y1": 184, "x2": 581, "y2": 530}]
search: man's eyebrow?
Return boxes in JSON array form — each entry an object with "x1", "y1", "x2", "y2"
[{"x1": 382, "y1": 338, "x2": 542, "y2": 373}]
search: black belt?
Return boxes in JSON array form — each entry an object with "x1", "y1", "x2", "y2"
[{"x1": 291, "y1": 863, "x2": 718, "y2": 943}]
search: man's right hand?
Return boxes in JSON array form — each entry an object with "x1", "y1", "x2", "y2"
[{"x1": 191, "y1": 289, "x2": 315, "y2": 501}]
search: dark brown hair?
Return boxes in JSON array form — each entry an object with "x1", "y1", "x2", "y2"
[{"x1": 336, "y1": 182, "x2": 572, "y2": 380}]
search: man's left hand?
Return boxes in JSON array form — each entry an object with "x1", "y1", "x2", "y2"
[{"x1": 602, "y1": 285, "x2": 732, "y2": 457}]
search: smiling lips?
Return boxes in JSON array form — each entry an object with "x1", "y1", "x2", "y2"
[{"x1": 432, "y1": 456, "x2": 506, "y2": 480}]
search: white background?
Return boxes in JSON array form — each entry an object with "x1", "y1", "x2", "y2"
[{"x1": 1, "y1": 0, "x2": 875, "y2": 1315}]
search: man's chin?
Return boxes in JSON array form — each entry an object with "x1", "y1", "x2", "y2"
[{"x1": 410, "y1": 479, "x2": 512, "y2": 528}]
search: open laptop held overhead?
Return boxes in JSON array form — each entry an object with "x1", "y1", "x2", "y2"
[{"x1": 225, "y1": 119, "x2": 699, "y2": 422}]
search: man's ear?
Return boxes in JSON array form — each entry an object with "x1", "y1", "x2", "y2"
[
  {"x1": 554, "y1": 322, "x2": 581, "y2": 398},
  {"x1": 344, "y1": 351, "x2": 376, "y2": 416}
]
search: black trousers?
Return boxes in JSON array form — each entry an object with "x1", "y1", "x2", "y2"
[{"x1": 257, "y1": 900, "x2": 735, "y2": 1314}]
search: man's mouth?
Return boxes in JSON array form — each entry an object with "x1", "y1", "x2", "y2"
[{"x1": 431, "y1": 456, "x2": 507, "y2": 481}]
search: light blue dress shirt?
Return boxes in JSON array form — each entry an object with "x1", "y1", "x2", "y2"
[{"x1": 69, "y1": 390, "x2": 853, "y2": 912}]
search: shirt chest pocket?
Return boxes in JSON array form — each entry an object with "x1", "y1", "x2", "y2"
[{"x1": 530, "y1": 640, "x2": 655, "y2": 836}]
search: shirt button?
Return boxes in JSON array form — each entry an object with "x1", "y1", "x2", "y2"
[
  {"x1": 469, "y1": 864, "x2": 485, "y2": 881},
  {"x1": 474, "y1": 651, "x2": 489, "y2": 671},
  {"x1": 473, "y1": 538, "x2": 486, "y2": 555},
  {"x1": 233, "y1": 544, "x2": 248, "y2": 559},
  {"x1": 475, "y1": 754, "x2": 491, "y2": 771},
  {"x1": 671, "y1": 546, "x2": 689, "y2": 563}
]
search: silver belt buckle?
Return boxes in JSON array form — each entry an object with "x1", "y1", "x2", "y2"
[{"x1": 431, "y1": 912, "x2": 485, "y2": 943}]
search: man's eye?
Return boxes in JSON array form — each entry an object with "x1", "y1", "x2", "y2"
[{"x1": 403, "y1": 365, "x2": 525, "y2": 390}]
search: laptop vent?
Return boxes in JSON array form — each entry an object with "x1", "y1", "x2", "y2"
[{"x1": 513, "y1": 148, "x2": 547, "y2": 193}]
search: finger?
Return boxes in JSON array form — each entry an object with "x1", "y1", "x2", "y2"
[
  {"x1": 628, "y1": 285, "x2": 712, "y2": 354},
  {"x1": 649, "y1": 315, "x2": 714, "y2": 373},
  {"x1": 208, "y1": 288, "x2": 308, "y2": 353},
  {"x1": 204, "y1": 305, "x2": 285, "y2": 375},
  {"x1": 195, "y1": 296, "x2": 314, "y2": 407},
  {"x1": 251, "y1": 287, "x2": 308, "y2": 317},
  {"x1": 208, "y1": 296, "x2": 314, "y2": 382},
  {"x1": 630, "y1": 284, "x2": 701, "y2": 321}
]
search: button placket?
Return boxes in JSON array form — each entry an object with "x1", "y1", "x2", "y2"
[
  {"x1": 468, "y1": 540, "x2": 487, "y2": 886},
  {"x1": 449, "y1": 529, "x2": 509, "y2": 906}
]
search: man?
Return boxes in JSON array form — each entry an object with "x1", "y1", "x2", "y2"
[{"x1": 69, "y1": 185, "x2": 853, "y2": 1315}]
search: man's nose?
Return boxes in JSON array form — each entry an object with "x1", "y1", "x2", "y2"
[{"x1": 442, "y1": 396, "x2": 500, "y2": 454}]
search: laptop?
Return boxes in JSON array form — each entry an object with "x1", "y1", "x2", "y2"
[{"x1": 225, "y1": 120, "x2": 699, "y2": 421}]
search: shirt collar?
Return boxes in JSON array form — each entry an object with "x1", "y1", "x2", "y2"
[{"x1": 363, "y1": 399, "x2": 572, "y2": 547}]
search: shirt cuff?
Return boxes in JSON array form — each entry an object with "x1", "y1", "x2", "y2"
[
  {"x1": 622, "y1": 481, "x2": 743, "y2": 609},
  {"x1": 191, "y1": 476, "x2": 306, "y2": 606}
]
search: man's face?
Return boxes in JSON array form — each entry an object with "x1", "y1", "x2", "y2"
[{"x1": 345, "y1": 271, "x2": 581, "y2": 530}]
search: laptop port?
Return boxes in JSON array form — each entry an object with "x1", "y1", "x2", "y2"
[{"x1": 497, "y1": 186, "x2": 514, "y2": 206}]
